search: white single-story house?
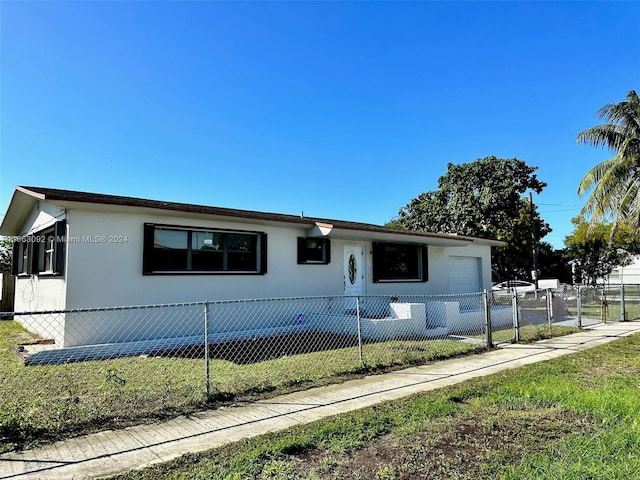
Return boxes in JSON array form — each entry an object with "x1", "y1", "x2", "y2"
[
  {"x1": 605, "y1": 256, "x2": 640, "y2": 285},
  {"x1": 0, "y1": 186, "x2": 503, "y2": 349}
]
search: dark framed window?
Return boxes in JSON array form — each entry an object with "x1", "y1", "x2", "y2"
[
  {"x1": 12, "y1": 220, "x2": 66, "y2": 276},
  {"x1": 372, "y1": 242, "x2": 428, "y2": 282},
  {"x1": 13, "y1": 241, "x2": 31, "y2": 275},
  {"x1": 143, "y1": 224, "x2": 267, "y2": 275},
  {"x1": 297, "y1": 237, "x2": 331, "y2": 264}
]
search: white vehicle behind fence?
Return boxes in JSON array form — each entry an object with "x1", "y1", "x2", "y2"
[{"x1": 491, "y1": 280, "x2": 536, "y2": 297}]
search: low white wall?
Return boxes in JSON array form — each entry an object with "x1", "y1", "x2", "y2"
[
  {"x1": 16, "y1": 313, "x2": 66, "y2": 346},
  {"x1": 24, "y1": 299, "x2": 519, "y2": 362},
  {"x1": 307, "y1": 302, "x2": 448, "y2": 340},
  {"x1": 61, "y1": 305, "x2": 203, "y2": 347},
  {"x1": 59, "y1": 298, "x2": 339, "y2": 348},
  {"x1": 362, "y1": 303, "x2": 430, "y2": 340},
  {"x1": 54, "y1": 298, "x2": 515, "y2": 348},
  {"x1": 440, "y1": 302, "x2": 513, "y2": 334}
]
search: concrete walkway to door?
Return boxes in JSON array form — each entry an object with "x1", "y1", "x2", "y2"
[{"x1": 2, "y1": 321, "x2": 640, "y2": 480}]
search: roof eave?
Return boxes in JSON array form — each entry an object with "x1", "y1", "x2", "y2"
[
  {"x1": 0, "y1": 188, "x2": 41, "y2": 236},
  {"x1": 1, "y1": 186, "x2": 506, "y2": 247},
  {"x1": 328, "y1": 227, "x2": 472, "y2": 247}
]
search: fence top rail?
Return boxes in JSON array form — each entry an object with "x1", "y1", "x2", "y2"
[
  {"x1": 4, "y1": 301, "x2": 208, "y2": 316},
  {"x1": 0, "y1": 292, "x2": 489, "y2": 316},
  {"x1": 0, "y1": 296, "x2": 339, "y2": 316},
  {"x1": 4, "y1": 287, "x2": 627, "y2": 317}
]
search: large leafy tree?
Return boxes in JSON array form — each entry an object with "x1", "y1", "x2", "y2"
[
  {"x1": 564, "y1": 217, "x2": 639, "y2": 285},
  {"x1": 577, "y1": 90, "x2": 640, "y2": 240},
  {"x1": 391, "y1": 156, "x2": 550, "y2": 282},
  {"x1": 537, "y1": 242, "x2": 573, "y2": 284},
  {"x1": 0, "y1": 237, "x2": 13, "y2": 272}
]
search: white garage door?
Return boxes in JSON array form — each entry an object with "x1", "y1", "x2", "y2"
[{"x1": 449, "y1": 256, "x2": 481, "y2": 294}]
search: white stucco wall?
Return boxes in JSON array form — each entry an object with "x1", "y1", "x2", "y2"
[
  {"x1": 608, "y1": 256, "x2": 640, "y2": 285},
  {"x1": 12, "y1": 202, "x2": 68, "y2": 345},
  {"x1": 62, "y1": 207, "x2": 494, "y2": 309},
  {"x1": 11, "y1": 201, "x2": 496, "y2": 347},
  {"x1": 14, "y1": 201, "x2": 67, "y2": 313},
  {"x1": 23, "y1": 201, "x2": 65, "y2": 235},
  {"x1": 64, "y1": 208, "x2": 347, "y2": 308},
  {"x1": 65, "y1": 215, "x2": 353, "y2": 307},
  {"x1": 14, "y1": 276, "x2": 67, "y2": 312}
]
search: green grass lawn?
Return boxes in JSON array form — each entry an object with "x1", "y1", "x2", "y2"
[
  {"x1": 580, "y1": 299, "x2": 640, "y2": 322},
  {"x1": 108, "y1": 332, "x2": 640, "y2": 480},
  {"x1": 0, "y1": 318, "x2": 600, "y2": 455},
  {"x1": 0, "y1": 321, "x2": 481, "y2": 452},
  {"x1": 489, "y1": 324, "x2": 580, "y2": 344}
]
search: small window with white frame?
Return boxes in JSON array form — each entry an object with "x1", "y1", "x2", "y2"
[
  {"x1": 12, "y1": 220, "x2": 66, "y2": 276},
  {"x1": 37, "y1": 228, "x2": 56, "y2": 273}
]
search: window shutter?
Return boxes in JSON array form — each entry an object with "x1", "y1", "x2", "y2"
[
  {"x1": 325, "y1": 239, "x2": 331, "y2": 264},
  {"x1": 11, "y1": 241, "x2": 20, "y2": 275},
  {"x1": 260, "y1": 233, "x2": 267, "y2": 274},
  {"x1": 26, "y1": 241, "x2": 34, "y2": 275},
  {"x1": 421, "y1": 245, "x2": 429, "y2": 282},
  {"x1": 53, "y1": 220, "x2": 66, "y2": 275},
  {"x1": 297, "y1": 237, "x2": 306, "y2": 264},
  {"x1": 142, "y1": 224, "x2": 155, "y2": 275},
  {"x1": 372, "y1": 242, "x2": 381, "y2": 282}
]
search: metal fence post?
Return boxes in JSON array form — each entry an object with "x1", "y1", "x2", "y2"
[
  {"x1": 204, "y1": 302, "x2": 210, "y2": 400},
  {"x1": 621, "y1": 284, "x2": 626, "y2": 322},
  {"x1": 483, "y1": 290, "x2": 493, "y2": 348},
  {"x1": 512, "y1": 290, "x2": 520, "y2": 343},
  {"x1": 356, "y1": 296, "x2": 363, "y2": 362},
  {"x1": 547, "y1": 288, "x2": 553, "y2": 330},
  {"x1": 577, "y1": 286, "x2": 582, "y2": 328}
]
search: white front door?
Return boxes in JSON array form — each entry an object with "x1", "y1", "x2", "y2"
[{"x1": 344, "y1": 245, "x2": 366, "y2": 306}]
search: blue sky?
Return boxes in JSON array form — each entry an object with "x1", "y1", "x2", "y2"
[{"x1": 1, "y1": 1, "x2": 638, "y2": 249}]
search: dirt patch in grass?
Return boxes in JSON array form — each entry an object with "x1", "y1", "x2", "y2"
[
  {"x1": 160, "y1": 331, "x2": 456, "y2": 365},
  {"x1": 209, "y1": 332, "x2": 360, "y2": 364},
  {"x1": 289, "y1": 407, "x2": 596, "y2": 479}
]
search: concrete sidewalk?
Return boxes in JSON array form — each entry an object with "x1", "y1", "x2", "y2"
[{"x1": 2, "y1": 321, "x2": 640, "y2": 480}]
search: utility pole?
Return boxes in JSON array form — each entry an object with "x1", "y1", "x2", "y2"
[{"x1": 530, "y1": 192, "x2": 539, "y2": 288}]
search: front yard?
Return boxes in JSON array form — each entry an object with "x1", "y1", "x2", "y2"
[
  {"x1": 0, "y1": 320, "x2": 477, "y2": 452},
  {"x1": 109, "y1": 332, "x2": 640, "y2": 480},
  {"x1": 0, "y1": 318, "x2": 581, "y2": 453}
]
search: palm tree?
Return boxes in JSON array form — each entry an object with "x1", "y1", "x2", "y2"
[{"x1": 577, "y1": 90, "x2": 640, "y2": 242}]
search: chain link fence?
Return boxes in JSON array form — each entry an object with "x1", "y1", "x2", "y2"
[
  {"x1": 580, "y1": 284, "x2": 640, "y2": 323},
  {"x1": 1, "y1": 287, "x2": 637, "y2": 450},
  {"x1": 489, "y1": 285, "x2": 640, "y2": 343}
]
